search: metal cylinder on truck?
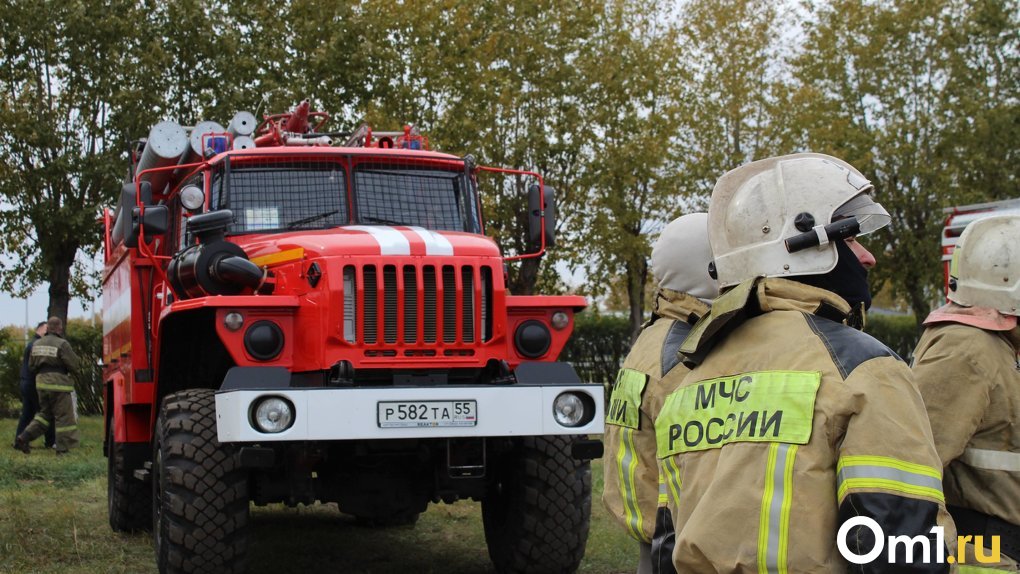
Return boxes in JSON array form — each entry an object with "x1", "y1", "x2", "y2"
[
  {"x1": 228, "y1": 111, "x2": 256, "y2": 138},
  {"x1": 181, "y1": 120, "x2": 227, "y2": 164},
  {"x1": 135, "y1": 121, "x2": 188, "y2": 195},
  {"x1": 233, "y1": 136, "x2": 255, "y2": 150}
]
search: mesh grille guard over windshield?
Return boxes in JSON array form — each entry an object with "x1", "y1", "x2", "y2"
[{"x1": 208, "y1": 155, "x2": 481, "y2": 235}]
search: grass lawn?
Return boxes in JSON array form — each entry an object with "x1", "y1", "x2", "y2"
[{"x1": 0, "y1": 416, "x2": 636, "y2": 574}]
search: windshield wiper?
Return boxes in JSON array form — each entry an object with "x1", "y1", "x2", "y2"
[
  {"x1": 362, "y1": 216, "x2": 409, "y2": 226},
  {"x1": 287, "y1": 210, "x2": 339, "y2": 229}
]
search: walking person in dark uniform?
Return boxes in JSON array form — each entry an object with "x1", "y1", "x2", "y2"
[
  {"x1": 14, "y1": 316, "x2": 80, "y2": 455},
  {"x1": 13, "y1": 321, "x2": 55, "y2": 450}
]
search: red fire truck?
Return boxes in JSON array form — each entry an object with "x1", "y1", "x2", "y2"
[{"x1": 102, "y1": 102, "x2": 603, "y2": 574}]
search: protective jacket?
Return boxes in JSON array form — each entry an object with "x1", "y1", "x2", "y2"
[
  {"x1": 656, "y1": 278, "x2": 952, "y2": 573},
  {"x1": 603, "y1": 290, "x2": 708, "y2": 558},
  {"x1": 913, "y1": 305, "x2": 1020, "y2": 569},
  {"x1": 29, "y1": 332, "x2": 79, "y2": 392}
]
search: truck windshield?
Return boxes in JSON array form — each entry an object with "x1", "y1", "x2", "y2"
[
  {"x1": 353, "y1": 163, "x2": 480, "y2": 233},
  {"x1": 213, "y1": 162, "x2": 349, "y2": 233}
]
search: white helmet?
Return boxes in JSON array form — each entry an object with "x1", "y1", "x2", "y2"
[
  {"x1": 650, "y1": 213, "x2": 719, "y2": 302},
  {"x1": 708, "y1": 153, "x2": 890, "y2": 288},
  {"x1": 948, "y1": 214, "x2": 1020, "y2": 316}
]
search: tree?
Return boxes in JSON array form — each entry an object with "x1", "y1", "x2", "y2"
[
  {"x1": 0, "y1": 0, "x2": 154, "y2": 322},
  {"x1": 791, "y1": 0, "x2": 1019, "y2": 322}
]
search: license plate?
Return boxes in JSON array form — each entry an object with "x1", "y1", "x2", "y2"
[{"x1": 377, "y1": 400, "x2": 477, "y2": 428}]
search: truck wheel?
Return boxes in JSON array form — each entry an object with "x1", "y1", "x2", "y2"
[
  {"x1": 108, "y1": 423, "x2": 151, "y2": 532},
  {"x1": 152, "y1": 389, "x2": 249, "y2": 574},
  {"x1": 482, "y1": 435, "x2": 592, "y2": 574}
]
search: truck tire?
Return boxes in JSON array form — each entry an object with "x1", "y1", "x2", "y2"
[
  {"x1": 108, "y1": 423, "x2": 151, "y2": 532},
  {"x1": 482, "y1": 435, "x2": 591, "y2": 574},
  {"x1": 152, "y1": 389, "x2": 249, "y2": 574}
]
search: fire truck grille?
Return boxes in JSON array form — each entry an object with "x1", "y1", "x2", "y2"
[{"x1": 346, "y1": 263, "x2": 492, "y2": 346}]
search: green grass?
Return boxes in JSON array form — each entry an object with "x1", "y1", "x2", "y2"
[{"x1": 0, "y1": 417, "x2": 636, "y2": 574}]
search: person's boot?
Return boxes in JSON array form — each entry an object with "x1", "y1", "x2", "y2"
[{"x1": 13, "y1": 435, "x2": 30, "y2": 454}]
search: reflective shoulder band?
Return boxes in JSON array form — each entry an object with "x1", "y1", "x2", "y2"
[
  {"x1": 960, "y1": 447, "x2": 1020, "y2": 472},
  {"x1": 836, "y1": 455, "x2": 944, "y2": 503}
]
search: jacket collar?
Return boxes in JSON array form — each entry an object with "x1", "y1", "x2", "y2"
[
  {"x1": 680, "y1": 277, "x2": 851, "y2": 367},
  {"x1": 652, "y1": 288, "x2": 710, "y2": 325},
  {"x1": 923, "y1": 301, "x2": 1018, "y2": 332}
]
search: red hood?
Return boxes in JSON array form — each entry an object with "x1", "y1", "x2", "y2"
[{"x1": 237, "y1": 226, "x2": 502, "y2": 260}]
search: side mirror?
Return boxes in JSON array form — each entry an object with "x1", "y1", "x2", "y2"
[
  {"x1": 528, "y1": 183, "x2": 556, "y2": 249},
  {"x1": 126, "y1": 204, "x2": 169, "y2": 248},
  {"x1": 112, "y1": 181, "x2": 153, "y2": 245}
]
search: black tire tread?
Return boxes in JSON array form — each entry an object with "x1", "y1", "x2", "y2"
[
  {"x1": 155, "y1": 389, "x2": 249, "y2": 574},
  {"x1": 108, "y1": 424, "x2": 152, "y2": 532},
  {"x1": 483, "y1": 435, "x2": 592, "y2": 574}
]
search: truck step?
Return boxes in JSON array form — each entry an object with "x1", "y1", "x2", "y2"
[{"x1": 133, "y1": 468, "x2": 151, "y2": 483}]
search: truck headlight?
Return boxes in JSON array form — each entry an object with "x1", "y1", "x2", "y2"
[
  {"x1": 245, "y1": 320, "x2": 284, "y2": 361},
  {"x1": 514, "y1": 320, "x2": 551, "y2": 358},
  {"x1": 553, "y1": 392, "x2": 594, "y2": 427},
  {"x1": 550, "y1": 311, "x2": 569, "y2": 330},
  {"x1": 252, "y1": 397, "x2": 294, "y2": 433}
]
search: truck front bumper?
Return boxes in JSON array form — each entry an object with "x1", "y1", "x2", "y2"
[{"x1": 214, "y1": 364, "x2": 604, "y2": 442}]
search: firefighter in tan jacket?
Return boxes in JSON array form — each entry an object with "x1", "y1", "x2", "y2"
[
  {"x1": 603, "y1": 213, "x2": 719, "y2": 574},
  {"x1": 656, "y1": 154, "x2": 953, "y2": 573},
  {"x1": 913, "y1": 214, "x2": 1020, "y2": 571},
  {"x1": 15, "y1": 316, "x2": 80, "y2": 454}
]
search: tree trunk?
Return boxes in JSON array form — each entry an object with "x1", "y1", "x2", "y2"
[
  {"x1": 45, "y1": 244, "x2": 77, "y2": 324},
  {"x1": 626, "y1": 257, "x2": 648, "y2": 344},
  {"x1": 509, "y1": 257, "x2": 541, "y2": 296}
]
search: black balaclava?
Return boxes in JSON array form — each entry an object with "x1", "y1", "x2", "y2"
[{"x1": 793, "y1": 239, "x2": 871, "y2": 312}]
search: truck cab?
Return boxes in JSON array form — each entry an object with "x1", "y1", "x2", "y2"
[{"x1": 102, "y1": 105, "x2": 603, "y2": 574}]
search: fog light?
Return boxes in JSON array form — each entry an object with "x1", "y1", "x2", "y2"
[
  {"x1": 180, "y1": 185, "x2": 205, "y2": 212},
  {"x1": 553, "y1": 392, "x2": 586, "y2": 427},
  {"x1": 245, "y1": 320, "x2": 284, "y2": 361},
  {"x1": 551, "y1": 311, "x2": 569, "y2": 330},
  {"x1": 224, "y1": 312, "x2": 244, "y2": 331},
  {"x1": 253, "y1": 397, "x2": 294, "y2": 433},
  {"x1": 515, "y1": 320, "x2": 551, "y2": 358}
]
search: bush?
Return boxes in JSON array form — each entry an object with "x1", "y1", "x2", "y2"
[
  {"x1": 560, "y1": 312, "x2": 632, "y2": 386},
  {"x1": 864, "y1": 313, "x2": 921, "y2": 361}
]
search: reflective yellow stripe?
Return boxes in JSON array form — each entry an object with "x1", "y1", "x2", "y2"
[
  {"x1": 33, "y1": 415, "x2": 50, "y2": 427},
  {"x1": 656, "y1": 371, "x2": 820, "y2": 457},
  {"x1": 607, "y1": 369, "x2": 646, "y2": 429},
  {"x1": 758, "y1": 443, "x2": 797, "y2": 574},
  {"x1": 662, "y1": 456, "x2": 683, "y2": 505},
  {"x1": 249, "y1": 247, "x2": 305, "y2": 268},
  {"x1": 837, "y1": 455, "x2": 944, "y2": 503},
  {"x1": 615, "y1": 428, "x2": 647, "y2": 542},
  {"x1": 55, "y1": 425, "x2": 77, "y2": 433},
  {"x1": 36, "y1": 382, "x2": 74, "y2": 392}
]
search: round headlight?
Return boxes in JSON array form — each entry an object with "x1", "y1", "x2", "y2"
[
  {"x1": 550, "y1": 311, "x2": 570, "y2": 330},
  {"x1": 253, "y1": 397, "x2": 294, "y2": 433},
  {"x1": 224, "y1": 311, "x2": 244, "y2": 331},
  {"x1": 180, "y1": 185, "x2": 205, "y2": 212},
  {"x1": 244, "y1": 320, "x2": 284, "y2": 361},
  {"x1": 553, "y1": 392, "x2": 586, "y2": 427},
  {"x1": 514, "y1": 320, "x2": 551, "y2": 358}
]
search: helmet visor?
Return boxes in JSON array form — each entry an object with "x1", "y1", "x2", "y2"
[{"x1": 833, "y1": 193, "x2": 891, "y2": 235}]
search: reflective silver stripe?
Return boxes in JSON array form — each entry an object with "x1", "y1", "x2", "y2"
[
  {"x1": 837, "y1": 464, "x2": 945, "y2": 491},
  {"x1": 765, "y1": 443, "x2": 792, "y2": 573},
  {"x1": 960, "y1": 447, "x2": 1020, "y2": 472},
  {"x1": 616, "y1": 428, "x2": 645, "y2": 541},
  {"x1": 32, "y1": 345, "x2": 59, "y2": 357}
]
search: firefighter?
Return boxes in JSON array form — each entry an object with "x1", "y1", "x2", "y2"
[
  {"x1": 602, "y1": 213, "x2": 719, "y2": 574},
  {"x1": 912, "y1": 214, "x2": 1020, "y2": 571},
  {"x1": 14, "y1": 316, "x2": 80, "y2": 455},
  {"x1": 656, "y1": 153, "x2": 952, "y2": 572},
  {"x1": 13, "y1": 321, "x2": 55, "y2": 450}
]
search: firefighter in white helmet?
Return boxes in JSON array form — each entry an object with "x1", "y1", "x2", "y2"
[
  {"x1": 602, "y1": 213, "x2": 718, "y2": 574},
  {"x1": 655, "y1": 153, "x2": 953, "y2": 572},
  {"x1": 913, "y1": 214, "x2": 1020, "y2": 571}
]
